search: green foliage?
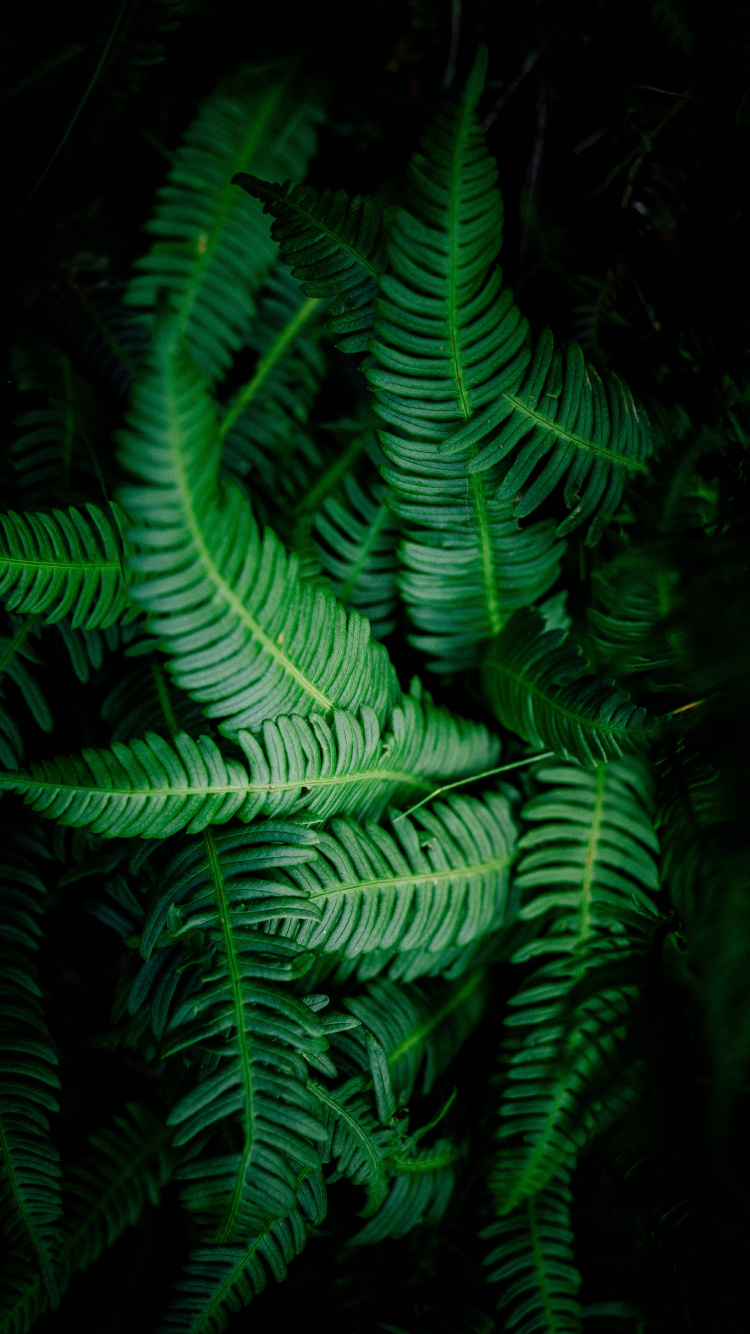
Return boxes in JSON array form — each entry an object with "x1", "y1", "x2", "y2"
[
  {"x1": 482, "y1": 608, "x2": 656, "y2": 765},
  {"x1": 1, "y1": 16, "x2": 746, "y2": 1334}
]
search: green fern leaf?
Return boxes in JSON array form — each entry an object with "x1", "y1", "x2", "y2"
[
  {"x1": 0, "y1": 693, "x2": 499, "y2": 837},
  {"x1": 491, "y1": 760, "x2": 660, "y2": 1212},
  {"x1": 314, "y1": 474, "x2": 400, "y2": 641},
  {"x1": 482, "y1": 1169, "x2": 582, "y2": 1334},
  {"x1": 482, "y1": 608, "x2": 657, "y2": 765},
  {"x1": 125, "y1": 65, "x2": 324, "y2": 381},
  {"x1": 0, "y1": 1104, "x2": 173, "y2": 1334},
  {"x1": 349, "y1": 1136, "x2": 462, "y2": 1246},
  {"x1": 0, "y1": 854, "x2": 61, "y2": 1309},
  {"x1": 8, "y1": 341, "x2": 104, "y2": 508},
  {"x1": 0, "y1": 616, "x2": 53, "y2": 761},
  {"x1": 0, "y1": 504, "x2": 131, "y2": 629},
  {"x1": 268, "y1": 792, "x2": 516, "y2": 972},
  {"x1": 368, "y1": 46, "x2": 653, "y2": 563},
  {"x1": 131, "y1": 826, "x2": 328, "y2": 1238},
  {"x1": 159, "y1": 1167, "x2": 326, "y2": 1334},
  {"x1": 117, "y1": 319, "x2": 399, "y2": 734},
  {"x1": 232, "y1": 175, "x2": 392, "y2": 353},
  {"x1": 310, "y1": 1073, "x2": 405, "y2": 1217}
]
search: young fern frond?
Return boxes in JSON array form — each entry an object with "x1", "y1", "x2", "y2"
[
  {"x1": 125, "y1": 65, "x2": 324, "y2": 382},
  {"x1": 160, "y1": 1168, "x2": 326, "y2": 1334},
  {"x1": 268, "y1": 792, "x2": 516, "y2": 975},
  {"x1": 491, "y1": 760, "x2": 660, "y2": 1214},
  {"x1": 314, "y1": 473, "x2": 401, "y2": 641},
  {"x1": 482, "y1": 608, "x2": 656, "y2": 765},
  {"x1": 117, "y1": 319, "x2": 399, "y2": 735},
  {"x1": 131, "y1": 826, "x2": 329, "y2": 1237},
  {"x1": 232, "y1": 176, "x2": 392, "y2": 352},
  {"x1": 1, "y1": 692, "x2": 500, "y2": 838},
  {"x1": 0, "y1": 504, "x2": 131, "y2": 629},
  {"x1": 0, "y1": 854, "x2": 61, "y2": 1310},
  {"x1": 482, "y1": 1169, "x2": 582, "y2": 1334},
  {"x1": 0, "y1": 1104, "x2": 173, "y2": 1334}
]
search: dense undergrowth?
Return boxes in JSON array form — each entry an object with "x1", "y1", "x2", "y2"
[{"x1": 1, "y1": 3, "x2": 749, "y2": 1332}]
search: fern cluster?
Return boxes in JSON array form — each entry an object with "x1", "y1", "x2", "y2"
[{"x1": 2, "y1": 23, "x2": 748, "y2": 1334}]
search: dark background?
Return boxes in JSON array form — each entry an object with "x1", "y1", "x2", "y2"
[{"x1": 2, "y1": 1, "x2": 749, "y2": 1330}]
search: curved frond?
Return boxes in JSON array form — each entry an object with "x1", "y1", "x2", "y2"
[
  {"x1": 314, "y1": 474, "x2": 400, "y2": 641},
  {"x1": 131, "y1": 826, "x2": 328, "y2": 1237},
  {"x1": 125, "y1": 65, "x2": 324, "y2": 381},
  {"x1": 0, "y1": 504, "x2": 131, "y2": 629},
  {"x1": 117, "y1": 320, "x2": 399, "y2": 735},
  {"x1": 0, "y1": 854, "x2": 61, "y2": 1308},
  {"x1": 160, "y1": 1168, "x2": 326, "y2": 1334},
  {"x1": 232, "y1": 175, "x2": 392, "y2": 352},
  {"x1": 1, "y1": 692, "x2": 499, "y2": 838},
  {"x1": 270, "y1": 791, "x2": 516, "y2": 972},
  {"x1": 482, "y1": 609, "x2": 656, "y2": 766},
  {"x1": 0, "y1": 1104, "x2": 173, "y2": 1334},
  {"x1": 311, "y1": 1073, "x2": 406, "y2": 1218},
  {"x1": 367, "y1": 48, "x2": 653, "y2": 556},
  {"x1": 349, "y1": 1136, "x2": 461, "y2": 1246},
  {"x1": 482, "y1": 1170, "x2": 582, "y2": 1334}
]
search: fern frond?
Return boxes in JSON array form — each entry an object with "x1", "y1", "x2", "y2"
[
  {"x1": 219, "y1": 265, "x2": 325, "y2": 501},
  {"x1": 585, "y1": 545, "x2": 679, "y2": 680},
  {"x1": 349, "y1": 1136, "x2": 462, "y2": 1246},
  {"x1": 101, "y1": 650, "x2": 208, "y2": 742},
  {"x1": 232, "y1": 175, "x2": 392, "y2": 352},
  {"x1": 117, "y1": 319, "x2": 399, "y2": 734},
  {"x1": 8, "y1": 341, "x2": 104, "y2": 507},
  {"x1": 490, "y1": 759, "x2": 660, "y2": 1212},
  {"x1": 482, "y1": 608, "x2": 656, "y2": 765},
  {"x1": 269, "y1": 791, "x2": 516, "y2": 972},
  {"x1": 131, "y1": 826, "x2": 328, "y2": 1237},
  {"x1": 160, "y1": 1167, "x2": 326, "y2": 1334},
  {"x1": 1, "y1": 692, "x2": 499, "y2": 837},
  {"x1": 0, "y1": 854, "x2": 61, "y2": 1308},
  {"x1": 367, "y1": 46, "x2": 653, "y2": 561},
  {"x1": 311, "y1": 1073, "x2": 406, "y2": 1217},
  {"x1": 0, "y1": 1104, "x2": 173, "y2": 1334},
  {"x1": 334, "y1": 970, "x2": 490, "y2": 1102},
  {"x1": 0, "y1": 504, "x2": 131, "y2": 629},
  {"x1": 125, "y1": 65, "x2": 324, "y2": 381},
  {"x1": 0, "y1": 616, "x2": 53, "y2": 753},
  {"x1": 482, "y1": 1169, "x2": 582, "y2": 1334},
  {"x1": 314, "y1": 473, "x2": 400, "y2": 641}
]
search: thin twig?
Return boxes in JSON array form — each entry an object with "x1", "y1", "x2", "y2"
[{"x1": 393, "y1": 752, "x2": 555, "y2": 821}]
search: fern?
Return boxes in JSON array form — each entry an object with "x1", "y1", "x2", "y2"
[
  {"x1": 125, "y1": 64, "x2": 324, "y2": 381},
  {"x1": 232, "y1": 175, "x2": 393, "y2": 353},
  {"x1": 482, "y1": 1169, "x2": 582, "y2": 1334},
  {"x1": 314, "y1": 473, "x2": 401, "y2": 641},
  {"x1": 266, "y1": 791, "x2": 516, "y2": 972},
  {"x1": 160, "y1": 1167, "x2": 326, "y2": 1334},
  {"x1": 0, "y1": 852, "x2": 61, "y2": 1309},
  {"x1": 117, "y1": 317, "x2": 400, "y2": 734},
  {"x1": 1, "y1": 692, "x2": 499, "y2": 837},
  {"x1": 130, "y1": 825, "x2": 331, "y2": 1236},
  {"x1": 491, "y1": 760, "x2": 660, "y2": 1213},
  {"x1": 0, "y1": 504, "x2": 131, "y2": 629},
  {"x1": 0, "y1": 1104, "x2": 173, "y2": 1334},
  {"x1": 482, "y1": 608, "x2": 657, "y2": 765}
]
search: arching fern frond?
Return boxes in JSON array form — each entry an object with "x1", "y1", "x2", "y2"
[
  {"x1": 482, "y1": 608, "x2": 656, "y2": 765},
  {"x1": 0, "y1": 504, "x2": 131, "y2": 629},
  {"x1": 0, "y1": 1104, "x2": 173, "y2": 1334},
  {"x1": 314, "y1": 473, "x2": 400, "y2": 642},
  {"x1": 367, "y1": 46, "x2": 653, "y2": 551},
  {"x1": 131, "y1": 826, "x2": 328, "y2": 1237},
  {"x1": 1, "y1": 693, "x2": 499, "y2": 838},
  {"x1": 125, "y1": 64, "x2": 324, "y2": 381},
  {"x1": 232, "y1": 176, "x2": 393, "y2": 353},
  {"x1": 269, "y1": 792, "x2": 516, "y2": 973},
  {"x1": 0, "y1": 854, "x2": 61, "y2": 1309},
  {"x1": 160, "y1": 1167, "x2": 326, "y2": 1334},
  {"x1": 482, "y1": 1169, "x2": 582, "y2": 1334},
  {"x1": 117, "y1": 320, "x2": 399, "y2": 735},
  {"x1": 349, "y1": 1136, "x2": 462, "y2": 1246}
]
